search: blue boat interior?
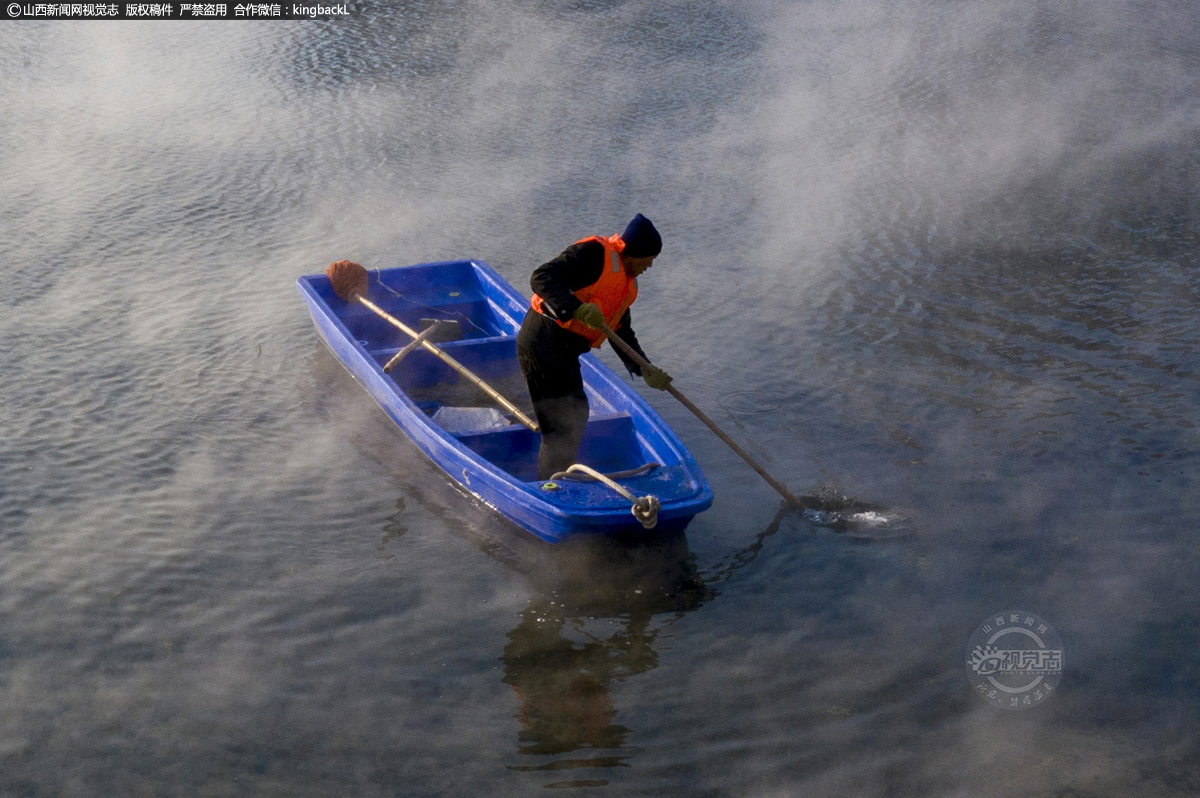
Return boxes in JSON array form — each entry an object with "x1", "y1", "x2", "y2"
[{"x1": 317, "y1": 261, "x2": 673, "y2": 483}]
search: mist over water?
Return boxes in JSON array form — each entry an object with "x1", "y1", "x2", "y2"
[{"x1": 2, "y1": 1, "x2": 1198, "y2": 794}]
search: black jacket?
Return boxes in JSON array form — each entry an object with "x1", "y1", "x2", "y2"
[{"x1": 530, "y1": 239, "x2": 650, "y2": 375}]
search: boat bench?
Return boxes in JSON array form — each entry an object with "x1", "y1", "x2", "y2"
[
  {"x1": 370, "y1": 336, "x2": 521, "y2": 389},
  {"x1": 453, "y1": 413, "x2": 644, "y2": 483}
]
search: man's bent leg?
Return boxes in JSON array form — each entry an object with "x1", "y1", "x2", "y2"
[{"x1": 532, "y1": 392, "x2": 590, "y2": 480}]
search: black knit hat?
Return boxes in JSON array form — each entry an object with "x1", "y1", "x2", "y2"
[{"x1": 621, "y1": 214, "x2": 662, "y2": 257}]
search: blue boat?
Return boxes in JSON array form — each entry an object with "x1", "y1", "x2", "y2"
[{"x1": 297, "y1": 259, "x2": 713, "y2": 542}]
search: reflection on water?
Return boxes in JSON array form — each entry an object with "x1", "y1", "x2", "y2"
[
  {"x1": 503, "y1": 599, "x2": 643, "y2": 763},
  {"x1": 491, "y1": 510, "x2": 901, "y2": 787},
  {"x1": 497, "y1": 532, "x2": 709, "y2": 786}
]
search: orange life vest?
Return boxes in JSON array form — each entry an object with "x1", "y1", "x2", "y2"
[{"x1": 530, "y1": 234, "x2": 638, "y2": 348}]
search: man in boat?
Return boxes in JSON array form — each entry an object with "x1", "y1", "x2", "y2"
[{"x1": 518, "y1": 213, "x2": 673, "y2": 480}]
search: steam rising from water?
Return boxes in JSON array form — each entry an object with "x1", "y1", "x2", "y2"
[{"x1": 2, "y1": 2, "x2": 1198, "y2": 794}]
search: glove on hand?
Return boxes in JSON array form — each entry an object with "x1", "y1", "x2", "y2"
[
  {"x1": 572, "y1": 303, "x2": 605, "y2": 330},
  {"x1": 642, "y1": 364, "x2": 673, "y2": 391}
]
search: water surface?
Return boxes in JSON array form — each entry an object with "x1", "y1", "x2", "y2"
[{"x1": 2, "y1": 2, "x2": 1198, "y2": 795}]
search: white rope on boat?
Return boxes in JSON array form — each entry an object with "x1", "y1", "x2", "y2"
[
  {"x1": 552, "y1": 462, "x2": 660, "y2": 481},
  {"x1": 550, "y1": 463, "x2": 661, "y2": 529}
]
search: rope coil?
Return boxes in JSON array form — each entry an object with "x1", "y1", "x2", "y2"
[{"x1": 549, "y1": 464, "x2": 661, "y2": 529}]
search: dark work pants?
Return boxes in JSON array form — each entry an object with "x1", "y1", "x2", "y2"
[{"x1": 517, "y1": 310, "x2": 591, "y2": 480}]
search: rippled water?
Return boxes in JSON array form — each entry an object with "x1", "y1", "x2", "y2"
[{"x1": 2, "y1": 2, "x2": 1198, "y2": 795}]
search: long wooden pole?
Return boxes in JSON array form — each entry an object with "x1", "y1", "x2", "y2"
[
  {"x1": 357, "y1": 295, "x2": 539, "y2": 432},
  {"x1": 599, "y1": 322, "x2": 804, "y2": 506}
]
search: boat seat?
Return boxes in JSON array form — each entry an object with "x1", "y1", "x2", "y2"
[
  {"x1": 378, "y1": 337, "x2": 523, "y2": 393},
  {"x1": 451, "y1": 413, "x2": 646, "y2": 482}
]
